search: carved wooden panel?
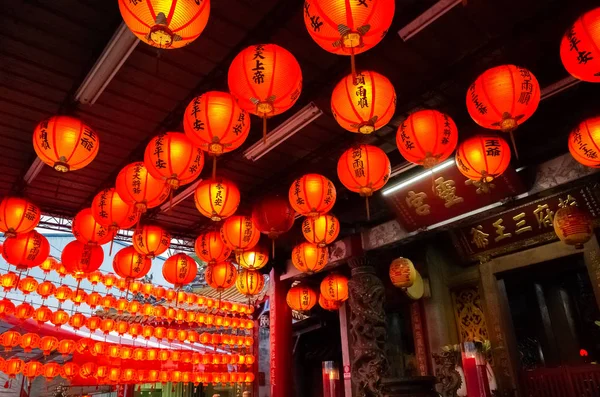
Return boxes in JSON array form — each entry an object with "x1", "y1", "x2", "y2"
[{"x1": 451, "y1": 286, "x2": 489, "y2": 344}]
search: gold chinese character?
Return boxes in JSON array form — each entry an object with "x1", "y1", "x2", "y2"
[
  {"x1": 558, "y1": 194, "x2": 577, "y2": 208},
  {"x1": 406, "y1": 191, "x2": 431, "y2": 216},
  {"x1": 434, "y1": 177, "x2": 464, "y2": 208},
  {"x1": 533, "y1": 204, "x2": 554, "y2": 229},
  {"x1": 512, "y1": 212, "x2": 533, "y2": 234},
  {"x1": 470, "y1": 225, "x2": 489, "y2": 249},
  {"x1": 493, "y1": 219, "x2": 512, "y2": 242}
]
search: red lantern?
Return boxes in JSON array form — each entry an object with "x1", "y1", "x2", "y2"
[
  {"x1": 396, "y1": 110, "x2": 459, "y2": 168},
  {"x1": 87, "y1": 270, "x2": 103, "y2": 285},
  {"x1": 128, "y1": 323, "x2": 142, "y2": 338},
  {"x1": 91, "y1": 188, "x2": 138, "y2": 235},
  {"x1": 61, "y1": 240, "x2": 104, "y2": 275},
  {"x1": 220, "y1": 215, "x2": 260, "y2": 254},
  {"x1": 302, "y1": 214, "x2": 339, "y2": 247},
  {"x1": 292, "y1": 242, "x2": 329, "y2": 274},
  {"x1": 337, "y1": 144, "x2": 390, "y2": 198},
  {"x1": 195, "y1": 231, "x2": 232, "y2": 265},
  {"x1": 23, "y1": 361, "x2": 42, "y2": 380},
  {"x1": 101, "y1": 295, "x2": 116, "y2": 311},
  {"x1": 79, "y1": 362, "x2": 97, "y2": 379},
  {"x1": 86, "y1": 291, "x2": 101, "y2": 308},
  {"x1": 554, "y1": 205, "x2": 593, "y2": 249},
  {"x1": 183, "y1": 91, "x2": 250, "y2": 157},
  {"x1": 162, "y1": 253, "x2": 198, "y2": 288},
  {"x1": 128, "y1": 300, "x2": 141, "y2": 315},
  {"x1": 68, "y1": 312, "x2": 86, "y2": 330},
  {"x1": 116, "y1": 162, "x2": 170, "y2": 214},
  {"x1": 36, "y1": 281, "x2": 56, "y2": 299},
  {"x1": 17, "y1": 276, "x2": 38, "y2": 294},
  {"x1": 100, "y1": 318, "x2": 115, "y2": 335},
  {"x1": 0, "y1": 299, "x2": 14, "y2": 317},
  {"x1": 72, "y1": 208, "x2": 114, "y2": 245},
  {"x1": 144, "y1": 132, "x2": 204, "y2": 189},
  {"x1": 0, "y1": 273, "x2": 18, "y2": 291},
  {"x1": 5, "y1": 359, "x2": 24, "y2": 379},
  {"x1": 194, "y1": 178, "x2": 240, "y2": 221},
  {"x1": 62, "y1": 362, "x2": 80, "y2": 380},
  {"x1": 33, "y1": 306, "x2": 52, "y2": 325},
  {"x1": 252, "y1": 195, "x2": 295, "y2": 242},
  {"x1": 116, "y1": 298, "x2": 129, "y2": 314},
  {"x1": 39, "y1": 256, "x2": 58, "y2": 274},
  {"x1": 286, "y1": 284, "x2": 317, "y2": 311},
  {"x1": 320, "y1": 273, "x2": 349, "y2": 302},
  {"x1": 289, "y1": 174, "x2": 336, "y2": 217},
  {"x1": 1, "y1": 331, "x2": 21, "y2": 351},
  {"x1": 389, "y1": 257, "x2": 417, "y2": 288},
  {"x1": 118, "y1": 0, "x2": 210, "y2": 49},
  {"x1": 103, "y1": 273, "x2": 117, "y2": 289},
  {"x1": 19, "y1": 333, "x2": 40, "y2": 353},
  {"x1": 113, "y1": 245, "x2": 152, "y2": 280},
  {"x1": 205, "y1": 262, "x2": 238, "y2": 291},
  {"x1": 560, "y1": 8, "x2": 600, "y2": 83},
  {"x1": 455, "y1": 135, "x2": 511, "y2": 192},
  {"x1": 86, "y1": 316, "x2": 102, "y2": 333},
  {"x1": 32, "y1": 115, "x2": 99, "y2": 172},
  {"x1": 2, "y1": 230, "x2": 50, "y2": 270},
  {"x1": 54, "y1": 285, "x2": 72, "y2": 303},
  {"x1": 235, "y1": 269, "x2": 265, "y2": 298},
  {"x1": 41, "y1": 362, "x2": 61, "y2": 381},
  {"x1": 228, "y1": 44, "x2": 302, "y2": 142},
  {"x1": 39, "y1": 336, "x2": 59, "y2": 356},
  {"x1": 133, "y1": 225, "x2": 171, "y2": 258},
  {"x1": 0, "y1": 197, "x2": 40, "y2": 238},
  {"x1": 57, "y1": 339, "x2": 76, "y2": 356},
  {"x1": 14, "y1": 302, "x2": 34, "y2": 320},
  {"x1": 331, "y1": 71, "x2": 396, "y2": 134},
  {"x1": 51, "y1": 309, "x2": 69, "y2": 327},
  {"x1": 568, "y1": 116, "x2": 600, "y2": 168},
  {"x1": 236, "y1": 245, "x2": 269, "y2": 270},
  {"x1": 72, "y1": 289, "x2": 88, "y2": 305}
]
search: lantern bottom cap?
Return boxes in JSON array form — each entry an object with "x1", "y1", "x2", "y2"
[
  {"x1": 3, "y1": 231, "x2": 16, "y2": 238},
  {"x1": 256, "y1": 102, "x2": 274, "y2": 114},
  {"x1": 342, "y1": 32, "x2": 362, "y2": 48},
  {"x1": 358, "y1": 124, "x2": 375, "y2": 134},
  {"x1": 422, "y1": 156, "x2": 439, "y2": 169},
  {"x1": 53, "y1": 161, "x2": 70, "y2": 172}
]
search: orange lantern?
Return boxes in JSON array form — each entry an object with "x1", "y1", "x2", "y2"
[
  {"x1": 61, "y1": 240, "x2": 104, "y2": 275},
  {"x1": 302, "y1": 214, "x2": 339, "y2": 247},
  {"x1": 396, "y1": 109, "x2": 459, "y2": 168},
  {"x1": 141, "y1": 303, "x2": 154, "y2": 318},
  {"x1": 115, "y1": 277, "x2": 129, "y2": 291},
  {"x1": 54, "y1": 285, "x2": 73, "y2": 303},
  {"x1": 91, "y1": 188, "x2": 138, "y2": 235},
  {"x1": 68, "y1": 312, "x2": 86, "y2": 330},
  {"x1": 147, "y1": 369, "x2": 159, "y2": 383},
  {"x1": 455, "y1": 135, "x2": 511, "y2": 192},
  {"x1": 141, "y1": 283, "x2": 154, "y2": 297},
  {"x1": 144, "y1": 132, "x2": 204, "y2": 190},
  {"x1": 165, "y1": 307, "x2": 176, "y2": 322},
  {"x1": 5, "y1": 359, "x2": 24, "y2": 379},
  {"x1": 133, "y1": 348, "x2": 146, "y2": 361},
  {"x1": 118, "y1": 0, "x2": 210, "y2": 49},
  {"x1": 108, "y1": 367, "x2": 121, "y2": 384},
  {"x1": 79, "y1": 362, "x2": 97, "y2": 378},
  {"x1": 286, "y1": 284, "x2": 318, "y2": 311},
  {"x1": 17, "y1": 276, "x2": 38, "y2": 294},
  {"x1": 128, "y1": 300, "x2": 141, "y2": 315},
  {"x1": 133, "y1": 224, "x2": 171, "y2": 258},
  {"x1": 62, "y1": 362, "x2": 80, "y2": 380},
  {"x1": 0, "y1": 273, "x2": 18, "y2": 292},
  {"x1": 103, "y1": 273, "x2": 117, "y2": 289},
  {"x1": 2, "y1": 331, "x2": 21, "y2": 351},
  {"x1": 23, "y1": 361, "x2": 42, "y2": 380},
  {"x1": 54, "y1": 262, "x2": 69, "y2": 278},
  {"x1": 75, "y1": 338, "x2": 91, "y2": 355},
  {"x1": 2, "y1": 230, "x2": 50, "y2": 270},
  {"x1": 153, "y1": 326, "x2": 166, "y2": 341},
  {"x1": 128, "y1": 323, "x2": 142, "y2": 338},
  {"x1": 116, "y1": 299, "x2": 129, "y2": 314},
  {"x1": 32, "y1": 115, "x2": 99, "y2": 172},
  {"x1": 162, "y1": 253, "x2": 198, "y2": 288},
  {"x1": 568, "y1": 116, "x2": 600, "y2": 168},
  {"x1": 86, "y1": 291, "x2": 101, "y2": 308},
  {"x1": 466, "y1": 65, "x2": 540, "y2": 155},
  {"x1": 183, "y1": 91, "x2": 250, "y2": 159},
  {"x1": 36, "y1": 281, "x2": 56, "y2": 299},
  {"x1": 251, "y1": 196, "x2": 295, "y2": 253},
  {"x1": 554, "y1": 205, "x2": 593, "y2": 249},
  {"x1": 100, "y1": 318, "x2": 116, "y2": 335},
  {"x1": 228, "y1": 44, "x2": 302, "y2": 142},
  {"x1": 41, "y1": 362, "x2": 61, "y2": 381},
  {"x1": 560, "y1": 8, "x2": 600, "y2": 83},
  {"x1": 194, "y1": 178, "x2": 240, "y2": 221},
  {"x1": 292, "y1": 242, "x2": 329, "y2": 274},
  {"x1": 72, "y1": 289, "x2": 88, "y2": 306},
  {"x1": 177, "y1": 290, "x2": 187, "y2": 305},
  {"x1": 39, "y1": 336, "x2": 59, "y2": 356},
  {"x1": 0, "y1": 197, "x2": 40, "y2": 238},
  {"x1": 236, "y1": 245, "x2": 269, "y2": 270},
  {"x1": 389, "y1": 257, "x2": 417, "y2": 288},
  {"x1": 115, "y1": 162, "x2": 170, "y2": 214},
  {"x1": 51, "y1": 309, "x2": 69, "y2": 327},
  {"x1": 195, "y1": 231, "x2": 232, "y2": 265},
  {"x1": 86, "y1": 316, "x2": 102, "y2": 333},
  {"x1": 58, "y1": 339, "x2": 76, "y2": 356},
  {"x1": 165, "y1": 329, "x2": 177, "y2": 343},
  {"x1": 107, "y1": 345, "x2": 121, "y2": 359},
  {"x1": 154, "y1": 305, "x2": 166, "y2": 318},
  {"x1": 14, "y1": 302, "x2": 34, "y2": 320},
  {"x1": 86, "y1": 271, "x2": 103, "y2": 285},
  {"x1": 95, "y1": 365, "x2": 109, "y2": 382},
  {"x1": 39, "y1": 256, "x2": 58, "y2": 274},
  {"x1": 331, "y1": 71, "x2": 396, "y2": 134},
  {"x1": 142, "y1": 325, "x2": 155, "y2": 340},
  {"x1": 113, "y1": 245, "x2": 152, "y2": 280},
  {"x1": 205, "y1": 262, "x2": 238, "y2": 291},
  {"x1": 33, "y1": 305, "x2": 52, "y2": 325},
  {"x1": 320, "y1": 273, "x2": 349, "y2": 302},
  {"x1": 19, "y1": 333, "x2": 40, "y2": 352},
  {"x1": 165, "y1": 289, "x2": 177, "y2": 303},
  {"x1": 72, "y1": 208, "x2": 113, "y2": 245},
  {"x1": 319, "y1": 294, "x2": 342, "y2": 311},
  {"x1": 235, "y1": 269, "x2": 265, "y2": 298},
  {"x1": 289, "y1": 174, "x2": 336, "y2": 217},
  {"x1": 121, "y1": 367, "x2": 136, "y2": 383},
  {"x1": 220, "y1": 215, "x2": 260, "y2": 254}
]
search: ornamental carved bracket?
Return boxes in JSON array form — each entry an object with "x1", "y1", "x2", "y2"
[{"x1": 432, "y1": 350, "x2": 462, "y2": 397}]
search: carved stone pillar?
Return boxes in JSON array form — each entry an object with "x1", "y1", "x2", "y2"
[{"x1": 348, "y1": 256, "x2": 389, "y2": 397}]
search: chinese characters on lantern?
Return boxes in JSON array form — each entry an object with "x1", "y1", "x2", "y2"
[
  {"x1": 252, "y1": 45, "x2": 266, "y2": 84},
  {"x1": 566, "y1": 27, "x2": 594, "y2": 65}
]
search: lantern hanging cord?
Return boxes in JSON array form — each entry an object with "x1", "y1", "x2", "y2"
[
  {"x1": 262, "y1": 115, "x2": 267, "y2": 145},
  {"x1": 509, "y1": 131, "x2": 519, "y2": 160},
  {"x1": 212, "y1": 156, "x2": 217, "y2": 180},
  {"x1": 350, "y1": 48, "x2": 357, "y2": 84},
  {"x1": 365, "y1": 196, "x2": 370, "y2": 221}
]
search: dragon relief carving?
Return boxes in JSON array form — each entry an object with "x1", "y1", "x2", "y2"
[{"x1": 348, "y1": 258, "x2": 389, "y2": 397}]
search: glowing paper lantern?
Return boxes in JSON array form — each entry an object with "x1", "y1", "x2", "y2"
[
  {"x1": 568, "y1": 116, "x2": 600, "y2": 168},
  {"x1": 235, "y1": 269, "x2": 265, "y2": 298},
  {"x1": 118, "y1": 0, "x2": 210, "y2": 49},
  {"x1": 23, "y1": 361, "x2": 42, "y2": 380},
  {"x1": 33, "y1": 306, "x2": 52, "y2": 325},
  {"x1": 91, "y1": 188, "x2": 138, "y2": 234},
  {"x1": 2, "y1": 331, "x2": 21, "y2": 351},
  {"x1": 72, "y1": 208, "x2": 113, "y2": 245},
  {"x1": 194, "y1": 178, "x2": 240, "y2": 221},
  {"x1": 61, "y1": 240, "x2": 104, "y2": 275},
  {"x1": 286, "y1": 284, "x2": 318, "y2": 311},
  {"x1": 252, "y1": 196, "x2": 295, "y2": 239},
  {"x1": 235, "y1": 245, "x2": 269, "y2": 270},
  {"x1": 14, "y1": 303, "x2": 34, "y2": 320},
  {"x1": 116, "y1": 162, "x2": 170, "y2": 214},
  {"x1": 0, "y1": 273, "x2": 18, "y2": 292},
  {"x1": 220, "y1": 215, "x2": 260, "y2": 254},
  {"x1": 19, "y1": 333, "x2": 40, "y2": 352},
  {"x1": 289, "y1": 174, "x2": 336, "y2": 217},
  {"x1": 560, "y1": 8, "x2": 600, "y2": 82},
  {"x1": 205, "y1": 262, "x2": 237, "y2": 291},
  {"x1": 32, "y1": 115, "x2": 99, "y2": 172},
  {"x1": 17, "y1": 276, "x2": 38, "y2": 295},
  {"x1": 5, "y1": 359, "x2": 24, "y2": 379},
  {"x1": 396, "y1": 110, "x2": 459, "y2": 168},
  {"x1": 39, "y1": 336, "x2": 59, "y2": 356},
  {"x1": 0, "y1": 299, "x2": 15, "y2": 317},
  {"x1": 228, "y1": 44, "x2": 302, "y2": 141},
  {"x1": 320, "y1": 273, "x2": 349, "y2": 302},
  {"x1": 331, "y1": 71, "x2": 396, "y2": 134},
  {"x1": 302, "y1": 214, "x2": 339, "y2": 247},
  {"x1": 2, "y1": 230, "x2": 50, "y2": 270},
  {"x1": 162, "y1": 253, "x2": 198, "y2": 288},
  {"x1": 389, "y1": 257, "x2": 417, "y2": 288},
  {"x1": 51, "y1": 309, "x2": 69, "y2": 327},
  {"x1": 0, "y1": 197, "x2": 40, "y2": 238},
  {"x1": 195, "y1": 231, "x2": 232, "y2": 265},
  {"x1": 144, "y1": 132, "x2": 204, "y2": 190},
  {"x1": 554, "y1": 205, "x2": 593, "y2": 249},
  {"x1": 132, "y1": 224, "x2": 171, "y2": 258},
  {"x1": 319, "y1": 294, "x2": 341, "y2": 311},
  {"x1": 39, "y1": 257, "x2": 58, "y2": 274},
  {"x1": 292, "y1": 242, "x2": 328, "y2": 274},
  {"x1": 113, "y1": 245, "x2": 152, "y2": 280},
  {"x1": 455, "y1": 135, "x2": 511, "y2": 192}
]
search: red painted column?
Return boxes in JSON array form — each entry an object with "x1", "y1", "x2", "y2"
[
  {"x1": 410, "y1": 301, "x2": 430, "y2": 376},
  {"x1": 252, "y1": 319, "x2": 260, "y2": 397},
  {"x1": 269, "y1": 267, "x2": 292, "y2": 397}
]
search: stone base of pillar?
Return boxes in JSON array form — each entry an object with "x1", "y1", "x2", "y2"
[{"x1": 381, "y1": 377, "x2": 438, "y2": 397}]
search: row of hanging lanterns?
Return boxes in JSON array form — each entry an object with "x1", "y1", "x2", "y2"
[{"x1": 286, "y1": 273, "x2": 349, "y2": 312}]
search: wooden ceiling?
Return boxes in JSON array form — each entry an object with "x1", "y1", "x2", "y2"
[{"x1": 1, "y1": 0, "x2": 599, "y2": 250}]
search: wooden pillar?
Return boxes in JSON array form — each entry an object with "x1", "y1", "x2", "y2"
[
  {"x1": 339, "y1": 302, "x2": 353, "y2": 397},
  {"x1": 269, "y1": 267, "x2": 292, "y2": 397}
]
